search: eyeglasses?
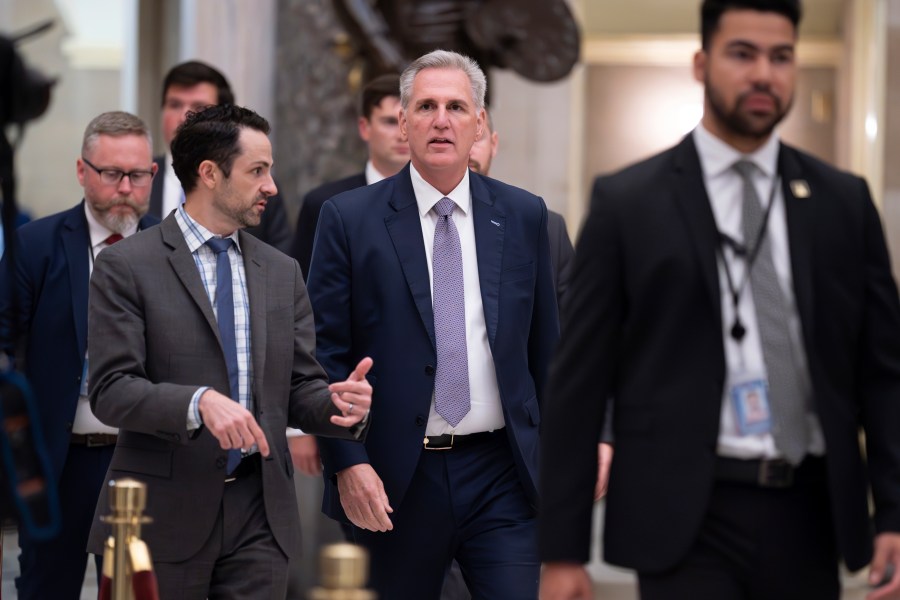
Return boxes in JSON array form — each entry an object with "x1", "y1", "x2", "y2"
[{"x1": 82, "y1": 157, "x2": 154, "y2": 187}]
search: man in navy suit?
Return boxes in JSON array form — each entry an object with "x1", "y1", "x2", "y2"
[
  {"x1": 149, "y1": 61, "x2": 292, "y2": 253},
  {"x1": 289, "y1": 73, "x2": 409, "y2": 282},
  {"x1": 539, "y1": 1, "x2": 900, "y2": 599},
  {"x1": 0, "y1": 111, "x2": 159, "y2": 599},
  {"x1": 307, "y1": 49, "x2": 559, "y2": 599}
]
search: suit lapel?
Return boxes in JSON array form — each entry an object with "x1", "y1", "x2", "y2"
[
  {"x1": 62, "y1": 203, "x2": 91, "y2": 356},
  {"x1": 470, "y1": 174, "x2": 503, "y2": 345},
  {"x1": 778, "y1": 144, "x2": 815, "y2": 341},
  {"x1": 161, "y1": 216, "x2": 221, "y2": 341},
  {"x1": 671, "y1": 136, "x2": 723, "y2": 333},
  {"x1": 240, "y1": 232, "x2": 268, "y2": 404},
  {"x1": 385, "y1": 167, "x2": 436, "y2": 348}
]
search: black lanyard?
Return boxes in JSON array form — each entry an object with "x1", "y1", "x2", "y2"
[{"x1": 715, "y1": 175, "x2": 780, "y2": 342}]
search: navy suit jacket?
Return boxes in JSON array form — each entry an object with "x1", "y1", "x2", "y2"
[
  {"x1": 290, "y1": 172, "x2": 367, "y2": 279},
  {"x1": 539, "y1": 135, "x2": 900, "y2": 573},
  {"x1": 0, "y1": 202, "x2": 158, "y2": 479},
  {"x1": 307, "y1": 165, "x2": 560, "y2": 521},
  {"x1": 150, "y1": 155, "x2": 293, "y2": 253}
]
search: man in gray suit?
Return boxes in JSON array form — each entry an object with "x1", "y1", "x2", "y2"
[{"x1": 86, "y1": 104, "x2": 373, "y2": 599}]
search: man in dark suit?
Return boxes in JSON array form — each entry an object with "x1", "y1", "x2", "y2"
[
  {"x1": 539, "y1": 1, "x2": 900, "y2": 599},
  {"x1": 0, "y1": 111, "x2": 159, "y2": 599},
  {"x1": 289, "y1": 73, "x2": 409, "y2": 280},
  {"x1": 85, "y1": 105, "x2": 373, "y2": 599},
  {"x1": 307, "y1": 50, "x2": 559, "y2": 599},
  {"x1": 149, "y1": 60, "x2": 292, "y2": 253}
]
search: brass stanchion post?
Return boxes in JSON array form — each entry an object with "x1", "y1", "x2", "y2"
[
  {"x1": 308, "y1": 542, "x2": 377, "y2": 600},
  {"x1": 100, "y1": 478, "x2": 152, "y2": 600}
]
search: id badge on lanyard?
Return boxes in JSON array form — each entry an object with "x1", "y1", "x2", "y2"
[{"x1": 729, "y1": 369, "x2": 772, "y2": 436}]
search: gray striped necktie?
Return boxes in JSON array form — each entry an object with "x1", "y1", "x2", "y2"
[
  {"x1": 735, "y1": 160, "x2": 807, "y2": 464},
  {"x1": 432, "y1": 197, "x2": 471, "y2": 427}
]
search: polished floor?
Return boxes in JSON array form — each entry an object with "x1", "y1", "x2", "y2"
[{"x1": 0, "y1": 526, "x2": 876, "y2": 599}]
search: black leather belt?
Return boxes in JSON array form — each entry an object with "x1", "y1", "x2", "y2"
[
  {"x1": 69, "y1": 433, "x2": 118, "y2": 447},
  {"x1": 423, "y1": 429, "x2": 503, "y2": 451},
  {"x1": 715, "y1": 457, "x2": 799, "y2": 488},
  {"x1": 225, "y1": 453, "x2": 261, "y2": 482}
]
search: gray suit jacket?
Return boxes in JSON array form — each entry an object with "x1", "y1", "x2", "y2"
[{"x1": 86, "y1": 214, "x2": 364, "y2": 562}]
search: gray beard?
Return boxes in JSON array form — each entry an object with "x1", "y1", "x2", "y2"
[{"x1": 100, "y1": 210, "x2": 139, "y2": 234}]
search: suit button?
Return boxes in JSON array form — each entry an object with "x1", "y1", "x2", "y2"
[
  {"x1": 75, "y1": 375, "x2": 81, "y2": 383},
  {"x1": 65, "y1": 422, "x2": 73, "y2": 432},
  {"x1": 424, "y1": 365, "x2": 435, "y2": 376},
  {"x1": 216, "y1": 457, "x2": 226, "y2": 469},
  {"x1": 415, "y1": 416, "x2": 425, "y2": 426}
]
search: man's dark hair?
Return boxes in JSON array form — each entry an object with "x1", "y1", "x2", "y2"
[
  {"x1": 701, "y1": 0, "x2": 802, "y2": 49},
  {"x1": 170, "y1": 104, "x2": 269, "y2": 193},
  {"x1": 360, "y1": 73, "x2": 400, "y2": 120},
  {"x1": 161, "y1": 60, "x2": 234, "y2": 107}
]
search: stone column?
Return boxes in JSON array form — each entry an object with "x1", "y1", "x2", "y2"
[{"x1": 273, "y1": 0, "x2": 367, "y2": 221}]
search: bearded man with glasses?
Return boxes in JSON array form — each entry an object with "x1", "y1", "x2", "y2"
[{"x1": 0, "y1": 111, "x2": 160, "y2": 599}]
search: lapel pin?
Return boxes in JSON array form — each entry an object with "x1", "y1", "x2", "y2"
[{"x1": 790, "y1": 180, "x2": 810, "y2": 199}]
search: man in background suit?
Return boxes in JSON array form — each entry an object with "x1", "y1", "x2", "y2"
[
  {"x1": 85, "y1": 105, "x2": 373, "y2": 599},
  {"x1": 0, "y1": 111, "x2": 159, "y2": 599},
  {"x1": 468, "y1": 108, "x2": 575, "y2": 309},
  {"x1": 149, "y1": 60, "x2": 292, "y2": 253},
  {"x1": 469, "y1": 107, "x2": 614, "y2": 498},
  {"x1": 289, "y1": 73, "x2": 409, "y2": 281},
  {"x1": 307, "y1": 50, "x2": 559, "y2": 598},
  {"x1": 539, "y1": 1, "x2": 900, "y2": 599}
]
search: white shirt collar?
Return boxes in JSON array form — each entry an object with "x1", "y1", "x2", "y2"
[
  {"x1": 83, "y1": 201, "x2": 138, "y2": 248},
  {"x1": 693, "y1": 123, "x2": 781, "y2": 179},
  {"x1": 365, "y1": 160, "x2": 388, "y2": 185},
  {"x1": 410, "y1": 163, "x2": 470, "y2": 218}
]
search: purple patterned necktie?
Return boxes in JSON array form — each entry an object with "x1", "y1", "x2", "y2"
[{"x1": 432, "y1": 197, "x2": 471, "y2": 427}]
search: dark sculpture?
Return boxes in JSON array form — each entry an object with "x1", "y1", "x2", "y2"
[{"x1": 334, "y1": 0, "x2": 580, "y2": 93}]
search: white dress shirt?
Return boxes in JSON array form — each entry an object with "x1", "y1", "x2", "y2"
[
  {"x1": 74, "y1": 204, "x2": 138, "y2": 435},
  {"x1": 410, "y1": 164, "x2": 504, "y2": 436},
  {"x1": 161, "y1": 151, "x2": 185, "y2": 218},
  {"x1": 693, "y1": 125, "x2": 825, "y2": 459}
]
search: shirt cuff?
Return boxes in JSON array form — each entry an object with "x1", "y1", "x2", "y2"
[
  {"x1": 286, "y1": 427, "x2": 307, "y2": 437},
  {"x1": 187, "y1": 386, "x2": 209, "y2": 431}
]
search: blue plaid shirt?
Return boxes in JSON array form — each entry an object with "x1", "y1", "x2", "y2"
[{"x1": 176, "y1": 206, "x2": 253, "y2": 429}]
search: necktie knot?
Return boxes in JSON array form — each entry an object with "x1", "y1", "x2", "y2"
[
  {"x1": 206, "y1": 237, "x2": 233, "y2": 255},
  {"x1": 434, "y1": 197, "x2": 456, "y2": 218},
  {"x1": 733, "y1": 159, "x2": 757, "y2": 181},
  {"x1": 103, "y1": 233, "x2": 124, "y2": 245}
]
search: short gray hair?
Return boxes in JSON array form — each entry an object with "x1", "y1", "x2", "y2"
[
  {"x1": 82, "y1": 111, "x2": 152, "y2": 156},
  {"x1": 399, "y1": 50, "x2": 486, "y2": 111}
]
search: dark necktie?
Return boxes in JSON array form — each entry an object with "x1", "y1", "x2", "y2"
[
  {"x1": 735, "y1": 160, "x2": 808, "y2": 464},
  {"x1": 205, "y1": 237, "x2": 242, "y2": 473},
  {"x1": 432, "y1": 197, "x2": 471, "y2": 427},
  {"x1": 103, "y1": 233, "x2": 123, "y2": 245}
]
